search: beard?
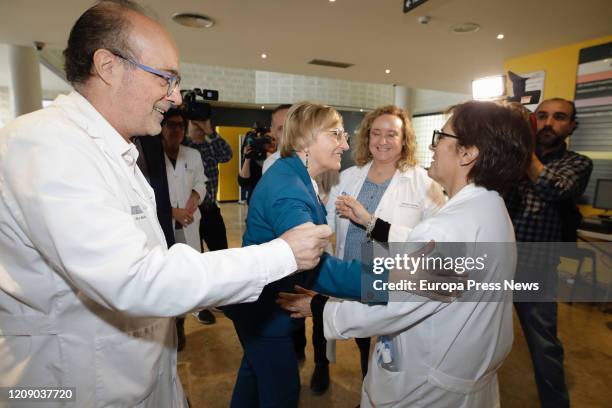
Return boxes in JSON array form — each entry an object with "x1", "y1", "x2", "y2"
[{"x1": 536, "y1": 126, "x2": 565, "y2": 148}]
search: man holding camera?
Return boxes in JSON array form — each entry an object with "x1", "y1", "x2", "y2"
[
  {"x1": 505, "y1": 98, "x2": 593, "y2": 408},
  {"x1": 183, "y1": 113, "x2": 231, "y2": 243},
  {"x1": 238, "y1": 125, "x2": 276, "y2": 204},
  {"x1": 183, "y1": 110, "x2": 232, "y2": 324}
]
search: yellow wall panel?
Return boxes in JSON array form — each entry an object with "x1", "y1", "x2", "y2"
[
  {"x1": 503, "y1": 35, "x2": 612, "y2": 100},
  {"x1": 504, "y1": 35, "x2": 612, "y2": 217},
  {"x1": 216, "y1": 126, "x2": 250, "y2": 202}
]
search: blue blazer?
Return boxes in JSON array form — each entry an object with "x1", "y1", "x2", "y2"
[{"x1": 223, "y1": 155, "x2": 368, "y2": 336}]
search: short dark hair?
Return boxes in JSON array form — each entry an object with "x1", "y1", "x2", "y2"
[
  {"x1": 162, "y1": 108, "x2": 187, "y2": 126},
  {"x1": 271, "y1": 104, "x2": 292, "y2": 117},
  {"x1": 448, "y1": 101, "x2": 532, "y2": 194},
  {"x1": 63, "y1": 0, "x2": 145, "y2": 85},
  {"x1": 536, "y1": 98, "x2": 577, "y2": 121}
]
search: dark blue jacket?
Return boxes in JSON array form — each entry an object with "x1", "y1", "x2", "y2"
[{"x1": 223, "y1": 155, "x2": 368, "y2": 336}]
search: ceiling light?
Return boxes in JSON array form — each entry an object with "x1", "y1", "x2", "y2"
[
  {"x1": 172, "y1": 13, "x2": 215, "y2": 28},
  {"x1": 359, "y1": 109, "x2": 364, "y2": 112},
  {"x1": 261, "y1": 106, "x2": 265, "y2": 109},
  {"x1": 472, "y1": 75, "x2": 505, "y2": 100},
  {"x1": 385, "y1": 69, "x2": 391, "y2": 74},
  {"x1": 329, "y1": 0, "x2": 336, "y2": 2},
  {"x1": 451, "y1": 22, "x2": 480, "y2": 34},
  {"x1": 497, "y1": 34, "x2": 505, "y2": 40},
  {"x1": 261, "y1": 53, "x2": 268, "y2": 59}
]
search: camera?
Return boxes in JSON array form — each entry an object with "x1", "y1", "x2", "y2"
[
  {"x1": 243, "y1": 124, "x2": 274, "y2": 161},
  {"x1": 181, "y1": 88, "x2": 219, "y2": 120}
]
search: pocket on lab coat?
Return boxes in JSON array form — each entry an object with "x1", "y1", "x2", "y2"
[
  {"x1": 364, "y1": 366, "x2": 412, "y2": 406},
  {"x1": 94, "y1": 320, "x2": 168, "y2": 407},
  {"x1": 393, "y1": 203, "x2": 422, "y2": 226},
  {"x1": 184, "y1": 168, "x2": 195, "y2": 189},
  {"x1": 0, "y1": 334, "x2": 64, "y2": 387}
]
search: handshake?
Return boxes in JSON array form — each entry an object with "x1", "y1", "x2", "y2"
[{"x1": 280, "y1": 222, "x2": 332, "y2": 271}]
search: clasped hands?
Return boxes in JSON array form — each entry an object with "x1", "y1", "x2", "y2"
[{"x1": 173, "y1": 192, "x2": 200, "y2": 227}]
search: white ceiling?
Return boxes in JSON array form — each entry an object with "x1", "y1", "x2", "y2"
[{"x1": 0, "y1": 0, "x2": 611, "y2": 94}]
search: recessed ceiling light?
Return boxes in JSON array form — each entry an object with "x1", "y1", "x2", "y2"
[
  {"x1": 497, "y1": 34, "x2": 505, "y2": 40},
  {"x1": 261, "y1": 53, "x2": 268, "y2": 59},
  {"x1": 329, "y1": 0, "x2": 336, "y2": 2},
  {"x1": 172, "y1": 13, "x2": 215, "y2": 28},
  {"x1": 385, "y1": 69, "x2": 391, "y2": 74},
  {"x1": 451, "y1": 22, "x2": 480, "y2": 34}
]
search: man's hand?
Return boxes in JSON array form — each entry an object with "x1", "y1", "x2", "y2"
[
  {"x1": 527, "y1": 152, "x2": 545, "y2": 182},
  {"x1": 335, "y1": 195, "x2": 371, "y2": 226},
  {"x1": 280, "y1": 222, "x2": 332, "y2": 271}
]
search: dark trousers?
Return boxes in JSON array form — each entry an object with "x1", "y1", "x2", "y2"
[
  {"x1": 293, "y1": 315, "x2": 328, "y2": 365},
  {"x1": 199, "y1": 202, "x2": 228, "y2": 252},
  {"x1": 514, "y1": 302, "x2": 569, "y2": 408},
  {"x1": 231, "y1": 326, "x2": 300, "y2": 408}
]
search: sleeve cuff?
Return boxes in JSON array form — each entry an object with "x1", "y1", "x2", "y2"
[
  {"x1": 370, "y1": 218, "x2": 391, "y2": 242},
  {"x1": 262, "y1": 238, "x2": 298, "y2": 285},
  {"x1": 311, "y1": 294, "x2": 329, "y2": 320}
]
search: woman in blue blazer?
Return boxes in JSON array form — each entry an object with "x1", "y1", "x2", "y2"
[{"x1": 223, "y1": 102, "x2": 384, "y2": 407}]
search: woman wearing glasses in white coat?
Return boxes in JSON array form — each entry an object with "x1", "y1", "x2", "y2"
[
  {"x1": 279, "y1": 101, "x2": 533, "y2": 408},
  {"x1": 325, "y1": 105, "x2": 445, "y2": 377},
  {"x1": 161, "y1": 108, "x2": 207, "y2": 252}
]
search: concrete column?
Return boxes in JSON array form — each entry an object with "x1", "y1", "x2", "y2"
[
  {"x1": 9, "y1": 45, "x2": 42, "y2": 117},
  {"x1": 393, "y1": 84, "x2": 414, "y2": 116}
]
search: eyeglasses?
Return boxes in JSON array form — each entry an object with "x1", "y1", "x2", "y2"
[
  {"x1": 111, "y1": 51, "x2": 181, "y2": 97},
  {"x1": 431, "y1": 130, "x2": 459, "y2": 147},
  {"x1": 328, "y1": 128, "x2": 350, "y2": 143},
  {"x1": 163, "y1": 120, "x2": 186, "y2": 130}
]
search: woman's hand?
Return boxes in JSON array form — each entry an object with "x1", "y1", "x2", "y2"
[
  {"x1": 335, "y1": 195, "x2": 372, "y2": 226},
  {"x1": 172, "y1": 207, "x2": 193, "y2": 227},
  {"x1": 276, "y1": 285, "x2": 317, "y2": 318}
]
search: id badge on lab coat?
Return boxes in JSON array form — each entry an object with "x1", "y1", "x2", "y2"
[{"x1": 376, "y1": 335, "x2": 400, "y2": 372}]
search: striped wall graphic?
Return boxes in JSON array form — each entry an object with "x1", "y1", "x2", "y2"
[{"x1": 573, "y1": 41, "x2": 612, "y2": 205}]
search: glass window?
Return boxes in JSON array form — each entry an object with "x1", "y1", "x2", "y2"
[{"x1": 412, "y1": 113, "x2": 447, "y2": 167}]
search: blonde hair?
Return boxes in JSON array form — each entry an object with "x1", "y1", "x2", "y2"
[
  {"x1": 280, "y1": 101, "x2": 343, "y2": 157},
  {"x1": 352, "y1": 105, "x2": 417, "y2": 170}
]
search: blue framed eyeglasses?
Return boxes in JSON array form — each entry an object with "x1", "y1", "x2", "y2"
[{"x1": 111, "y1": 51, "x2": 181, "y2": 97}]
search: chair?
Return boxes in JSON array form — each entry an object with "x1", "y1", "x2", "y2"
[{"x1": 567, "y1": 247, "x2": 598, "y2": 304}]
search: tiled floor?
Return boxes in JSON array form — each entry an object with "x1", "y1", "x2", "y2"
[{"x1": 178, "y1": 203, "x2": 612, "y2": 407}]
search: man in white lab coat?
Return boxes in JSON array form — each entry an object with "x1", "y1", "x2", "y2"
[{"x1": 0, "y1": 1, "x2": 330, "y2": 407}]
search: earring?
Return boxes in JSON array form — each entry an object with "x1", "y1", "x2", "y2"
[{"x1": 305, "y1": 151, "x2": 309, "y2": 168}]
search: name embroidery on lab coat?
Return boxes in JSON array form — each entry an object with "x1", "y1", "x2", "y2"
[{"x1": 131, "y1": 205, "x2": 146, "y2": 221}]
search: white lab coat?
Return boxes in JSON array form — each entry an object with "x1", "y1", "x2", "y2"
[
  {"x1": 0, "y1": 91, "x2": 297, "y2": 407},
  {"x1": 324, "y1": 184, "x2": 516, "y2": 408},
  {"x1": 326, "y1": 162, "x2": 445, "y2": 258},
  {"x1": 165, "y1": 145, "x2": 207, "y2": 251}
]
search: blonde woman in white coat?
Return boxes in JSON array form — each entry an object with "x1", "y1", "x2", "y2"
[
  {"x1": 279, "y1": 101, "x2": 533, "y2": 407},
  {"x1": 161, "y1": 109, "x2": 207, "y2": 252},
  {"x1": 325, "y1": 105, "x2": 445, "y2": 378}
]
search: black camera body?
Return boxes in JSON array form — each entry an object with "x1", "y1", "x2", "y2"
[
  {"x1": 243, "y1": 126, "x2": 273, "y2": 162},
  {"x1": 181, "y1": 88, "x2": 218, "y2": 120}
]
